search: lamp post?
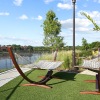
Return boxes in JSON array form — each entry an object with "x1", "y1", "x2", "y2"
[{"x1": 72, "y1": 0, "x2": 76, "y2": 68}]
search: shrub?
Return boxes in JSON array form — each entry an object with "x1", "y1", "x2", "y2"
[{"x1": 80, "y1": 50, "x2": 92, "y2": 57}]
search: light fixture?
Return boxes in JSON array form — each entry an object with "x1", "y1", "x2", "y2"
[{"x1": 72, "y1": 0, "x2": 76, "y2": 3}]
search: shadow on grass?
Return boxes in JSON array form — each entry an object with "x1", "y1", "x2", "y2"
[
  {"x1": 53, "y1": 72, "x2": 77, "y2": 80},
  {"x1": 1, "y1": 69, "x2": 34, "y2": 100},
  {"x1": 48, "y1": 72, "x2": 77, "y2": 85}
]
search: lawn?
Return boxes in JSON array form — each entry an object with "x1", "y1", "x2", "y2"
[{"x1": 0, "y1": 69, "x2": 100, "y2": 100}]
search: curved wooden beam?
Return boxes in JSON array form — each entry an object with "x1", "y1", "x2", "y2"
[{"x1": 7, "y1": 47, "x2": 36, "y2": 84}]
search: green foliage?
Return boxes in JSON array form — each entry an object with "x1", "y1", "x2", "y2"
[
  {"x1": 79, "y1": 50, "x2": 92, "y2": 57},
  {"x1": 89, "y1": 41, "x2": 100, "y2": 49},
  {"x1": 27, "y1": 46, "x2": 33, "y2": 52},
  {"x1": 81, "y1": 12, "x2": 100, "y2": 31},
  {"x1": 43, "y1": 10, "x2": 61, "y2": 36},
  {"x1": 12, "y1": 44, "x2": 21, "y2": 51},
  {"x1": 63, "y1": 56, "x2": 70, "y2": 69},
  {"x1": 81, "y1": 38, "x2": 89, "y2": 50},
  {"x1": 42, "y1": 10, "x2": 64, "y2": 49}
]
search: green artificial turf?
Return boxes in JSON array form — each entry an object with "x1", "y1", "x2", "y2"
[{"x1": 0, "y1": 69, "x2": 100, "y2": 100}]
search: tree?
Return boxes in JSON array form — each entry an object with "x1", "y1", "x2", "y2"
[
  {"x1": 81, "y1": 12, "x2": 100, "y2": 31},
  {"x1": 27, "y1": 46, "x2": 33, "y2": 52},
  {"x1": 89, "y1": 41, "x2": 100, "y2": 49},
  {"x1": 81, "y1": 38, "x2": 89, "y2": 50},
  {"x1": 42, "y1": 10, "x2": 64, "y2": 49}
]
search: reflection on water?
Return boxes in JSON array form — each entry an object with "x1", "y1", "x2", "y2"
[{"x1": 0, "y1": 53, "x2": 42, "y2": 70}]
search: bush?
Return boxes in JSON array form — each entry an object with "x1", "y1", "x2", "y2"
[
  {"x1": 63, "y1": 56, "x2": 71, "y2": 69},
  {"x1": 79, "y1": 50, "x2": 92, "y2": 57}
]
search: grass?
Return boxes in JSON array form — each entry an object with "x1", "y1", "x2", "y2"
[
  {"x1": 0, "y1": 69, "x2": 7, "y2": 73},
  {"x1": 0, "y1": 69, "x2": 100, "y2": 100}
]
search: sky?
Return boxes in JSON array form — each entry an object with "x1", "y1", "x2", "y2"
[{"x1": 0, "y1": 0, "x2": 100, "y2": 46}]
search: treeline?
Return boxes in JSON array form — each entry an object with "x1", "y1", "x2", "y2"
[
  {"x1": 0, "y1": 40, "x2": 100, "y2": 53},
  {"x1": 80, "y1": 38, "x2": 100, "y2": 50},
  {"x1": 0, "y1": 38, "x2": 100, "y2": 52},
  {"x1": 76, "y1": 40, "x2": 100, "y2": 57},
  {"x1": 0, "y1": 44, "x2": 72, "y2": 53},
  {"x1": 0, "y1": 45, "x2": 51, "y2": 53}
]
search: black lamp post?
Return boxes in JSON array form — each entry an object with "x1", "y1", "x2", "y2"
[{"x1": 72, "y1": 0, "x2": 76, "y2": 67}]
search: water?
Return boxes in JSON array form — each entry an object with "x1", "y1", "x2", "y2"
[
  {"x1": 0, "y1": 58, "x2": 13, "y2": 69},
  {"x1": 0, "y1": 53, "x2": 41, "y2": 70}
]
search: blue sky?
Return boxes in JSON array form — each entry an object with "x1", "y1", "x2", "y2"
[{"x1": 0, "y1": 0, "x2": 100, "y2": 46}]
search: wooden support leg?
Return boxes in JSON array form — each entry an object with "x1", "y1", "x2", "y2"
[
  {"x1": 80, "y1": 91, "x2": 100, "y2": 95},
  {"x1": 22, "y1": 70, "x2": 53, "y2": 89},
  {"x1": 98, "y1": 70, "x2": 100, "y2": 91},
  {"x1": 21, "y1": 83, "x2": 52, "y2": 89},
  {"x1": 84, "y1": 80, "x2": 96, "y2": 83},
  {"x1": 38, "y1": 70, "x2": 53, "y2": 84}
]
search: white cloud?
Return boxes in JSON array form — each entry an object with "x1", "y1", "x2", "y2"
[
  {"x1": 77, "y1": 10, "x2": 100, "y2": 25},
  {"x1": 83, "y1": 11, "x2": 100, "y2": 19},
  {"x1": 0, "y1": 12, "x2": 10, "y2": 16},
  {"x1": 36, "y1": 16, "x2": 43, "y2": 20},
  {"x1": 19, "y1": 14, "x2": 28, "y2": 20},
  {"x1": 32, "y1": 15, "x2": 43, "y2": 20},
  {"x1": 61, "y1": 31, "x2": 100, "y2": 46},
  {"x1": 59, "y1": 10, "x2": 100, "y2": 45},
  {"x1": 60, "y1": 19, "x2": 72, "y2": 28},
  {"x1": 75, "y1": 27, "x2": 91, "y2": 32},
  {"x1": 13, "y1": 0, "x2": 23, "y2": 6},
  {"x1": 60, "y1": 18, "x2": 91, "y2": 32},
  {"x1": 0, "y1": 36, "x2": 43, "y2": 46},
  {"x1": 57, "y1": 3, "x2": 72, "y2": 9},
  {"x1": 75, "y1": 18, "x2": 91, "y2": 27},
  {"x1": 44, "y1": 0, "x2": 54, "y2": 4}
]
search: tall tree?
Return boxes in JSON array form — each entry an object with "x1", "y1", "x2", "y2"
[
  {"x1": 42, "y1": 10, "x2": 64, "y2": 49},
  {"x1": 81, "y1": 12, "x2": 100, "y2": 31},
  {"x1": 82, "y1": 38, "x2": 89, "y2": 50}
]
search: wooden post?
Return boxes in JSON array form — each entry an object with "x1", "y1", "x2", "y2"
[
  {"x1": 98, "y1": 67, "x2": 100, "y2": 92},
  {"x1": 53, "y1": 48, "x2": 58, "y2": 61},
  {"x1": 96, "y1": 74, "x2": 99, "y2": 91}
]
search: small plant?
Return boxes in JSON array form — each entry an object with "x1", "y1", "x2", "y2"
[{"x1": 63, "y1": 56, "x2": 71, "y2": 69}]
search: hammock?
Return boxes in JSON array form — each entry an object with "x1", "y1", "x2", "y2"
[
  {"x1": 14, "y1": 53, "x2": 31, "y2": 64},
  {"x1": 75, "y1": 57, "x2": 100, "y2": 69},
  {"x1": 14, "y1": 52, "x2": 63, "y2": 70},
  {"x1": 75, "y1": 57, "x2": 100, "y2": 94},
  {"x1": 7, "y1": 47, "x2": 63, "y2": 88}
]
